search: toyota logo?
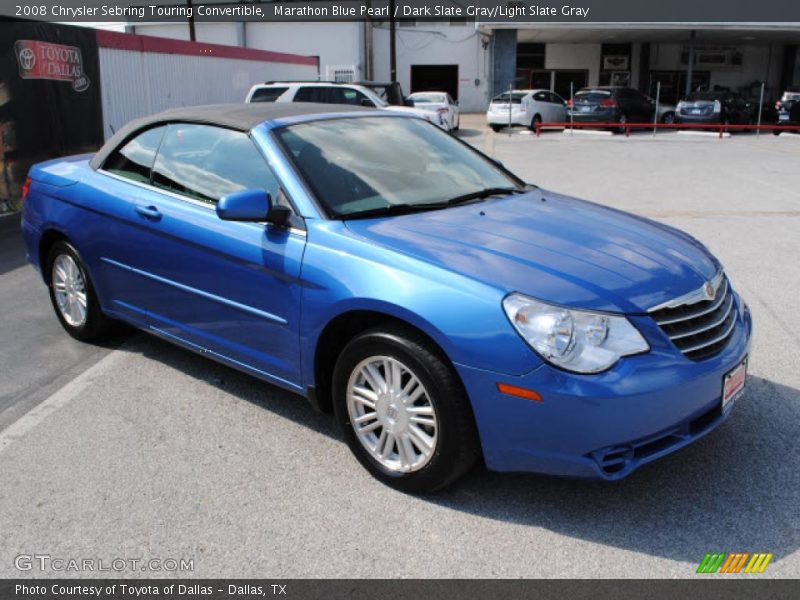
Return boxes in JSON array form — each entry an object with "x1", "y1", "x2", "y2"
[{"x1": 18, "y1": 47, "x2": 35, "y2": 70}]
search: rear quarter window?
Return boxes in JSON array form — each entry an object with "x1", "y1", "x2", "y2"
[
  {"x1": 103, "y1": 126, "x2": 166, "y2": 183},
  {"x1": 250, "y1": 87, "x2": 288, "y2": 102}
]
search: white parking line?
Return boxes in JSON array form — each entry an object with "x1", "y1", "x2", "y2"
[{"x1": 0, "y1": 349, "x2": 125, "y2": 454}]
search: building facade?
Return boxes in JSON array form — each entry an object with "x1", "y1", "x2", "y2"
[{"x1": 132, "y1": 21, "x2": 800, "y2": 112}]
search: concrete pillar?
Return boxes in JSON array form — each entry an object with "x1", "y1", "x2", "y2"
[{"x1": 492, "y1": 29, "x2": 517, "y2": 97}]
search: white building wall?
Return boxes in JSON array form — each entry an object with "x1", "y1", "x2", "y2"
[
  {"x1": 373, "y1": 24, "x2": 490, "y2": 112},
  {"x1": 135, "y1": 22, "x2": 362, "y2": 80},
  {"x1": 98, "y1": 48, "x2": 317, "y2": 138},
  {"x1": 544, "y1": 43, "x2": 602, "y2": 86}
]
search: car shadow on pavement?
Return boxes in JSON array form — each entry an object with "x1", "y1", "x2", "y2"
[
  {"x1": 454, "y1": 128, "x2": 484, "y2": 139},
  {"x1": 127, "y1": 334, "x2": 798, "y2": 564}
]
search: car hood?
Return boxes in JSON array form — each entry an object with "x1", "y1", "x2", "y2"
[{"x1": 344, "y1": 189, "x2": 720, "y2": 314}]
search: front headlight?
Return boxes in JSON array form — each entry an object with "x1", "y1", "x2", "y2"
[{"x1": 502, "y1": 293, "x2": 649, "y2": 373}]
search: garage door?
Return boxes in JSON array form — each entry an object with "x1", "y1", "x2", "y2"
[{"x1": 411, "y1": 65, "x2": 459, "y2": 101}]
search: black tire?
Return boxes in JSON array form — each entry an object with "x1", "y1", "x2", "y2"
[
  {"x1": 530, "y1": 114, "x2": 542, "y2": 132},
  {"x1": 490, "y1": 124, "x2": 503, "y2": 132},
  {"x1": 332, "y1": 325, "x2": 481, "y2": 493},
  {"x1": 613, "y1": 113, "x2": 628, "y2": 134},
  {"x1": 773, "y1": 129, "x2": 781, "y2": 136},
  {"x1": 46, "y1": 240, "x2": 115, "y2": 342},
  {"x1": 661, "y1": 111, "x2": 675, "y2": 125}
]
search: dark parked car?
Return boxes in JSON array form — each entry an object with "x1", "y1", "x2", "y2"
[
  {"x1": 567, "y1": 87, "x2": 655, "y2": 132},
  {"x1": 675, "y1": 90, "x2": 755, "y2": 128},
  {"x1": 774, "y1": 88, "x2": 800, "y2": 135}
]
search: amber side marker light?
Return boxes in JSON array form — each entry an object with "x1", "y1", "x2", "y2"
[{"x1": 496, "y1": 383, "x2": 543, "y2": 402}]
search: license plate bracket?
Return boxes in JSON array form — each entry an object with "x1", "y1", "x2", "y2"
[{"x1": 722, "y1": 357, "x2": 747, "y2": 411}]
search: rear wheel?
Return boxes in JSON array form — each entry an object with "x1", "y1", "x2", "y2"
[
  {"x1": 47, "y1": 240, "x2": 115, "y2": 341},
  {"x1": 773, "y1": 128, "x2": 781, "y2": 136},
  {"x1": 530, "y1": 114, "x2": 542, "y2": 132},
  {"x1": 332, "y1": 326, "x2": 480, "y2": 493},
  {"x1": 661, "y1": 111, "x2": 675, "y2": 125},
  {"x1": 490, "y1": 124, "x2": 503, "y2": 132}
]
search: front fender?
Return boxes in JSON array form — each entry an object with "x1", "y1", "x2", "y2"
[{"x1": 298, "y1": 221, "x2": 542, "y2": 388}]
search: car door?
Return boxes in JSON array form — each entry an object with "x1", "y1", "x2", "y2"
[
  {"x1": 119, "y1": 123, "x2": 307, "y2": 388},
  {"x1": 547, "y1": 92, "x2": 567, "y2": 122},
  {"x1": 531, "y1": 91, "x2": 550, "y2": 122}
]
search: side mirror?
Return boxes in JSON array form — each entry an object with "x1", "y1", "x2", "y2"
[
  {"x1": 217, "y1": 189, "x2": 271, "y2": 222},
  {"x1": 217, "y1": 189, "x2": 293, "y2": 227},
  {"x1": 403, "y1": 97, "x2": 415, "y2": 107},
  {"x1": 360, "y1": 98, "x2": 374, "y2": 107}
]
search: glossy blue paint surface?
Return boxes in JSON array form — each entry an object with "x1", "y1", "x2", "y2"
[{"x1": 22, "y1": 110, "x2": 752, "y2": 479}]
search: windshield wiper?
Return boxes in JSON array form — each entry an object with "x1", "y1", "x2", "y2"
[
  {"x1": 445, "y1": 186, "x2": 526, "y2": 206},
  {"x1": 340, "y1": 202, "x2": 450, "y2": 220},
  {"x1": 340, "y1": 187, "x2": 527, "y2": 220}
]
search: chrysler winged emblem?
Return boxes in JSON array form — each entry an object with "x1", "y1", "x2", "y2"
[{"x1": 704, "y1": 280, "x2": 716, "y2": 300}]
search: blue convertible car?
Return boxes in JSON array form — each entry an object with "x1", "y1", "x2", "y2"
[{"x1": 21, "y1": 103, "x2": 751, "y2": 492}]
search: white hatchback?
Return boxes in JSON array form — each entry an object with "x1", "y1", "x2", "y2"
[{"x1": 486, "y1": 89, "x2": 567, "y2": 131}]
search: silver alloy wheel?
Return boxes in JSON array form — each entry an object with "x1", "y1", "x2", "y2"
[
  {"x1": 346, "y1": 355, "x2": 438, "y2": 474},
  {"x1": 52, "y1": 254, "x2": 88, "y2": 328}
]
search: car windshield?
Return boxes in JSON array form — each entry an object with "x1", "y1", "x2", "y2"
[
  {"x1": 492, "y1": 92, "x2": 526, "y2": 104},
  {"x1": 411, "y1": 93, "x2": 445, "y2": 104},
  {"x1": 275, "y1": 116, "x2": 523, "y2": 219}
]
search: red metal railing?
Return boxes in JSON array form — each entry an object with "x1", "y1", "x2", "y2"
[{"x1": 533, "y1": 121, "x2": 800, "y2": 138}]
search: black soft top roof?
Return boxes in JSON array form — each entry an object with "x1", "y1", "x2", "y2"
[{"x1": 90, "y1": 102, "x2": 377, "y2": 170}]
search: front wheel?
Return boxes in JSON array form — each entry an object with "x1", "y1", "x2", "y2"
[
  {"x1": 489, "y1": 124, "x2": 503, "y2": 132},
  {"x1": 47, "y1": 240, "x2": 115, "y2": 341},
  {"x1": 332, "y1": 326, "x2": 480, "y2": 493}
]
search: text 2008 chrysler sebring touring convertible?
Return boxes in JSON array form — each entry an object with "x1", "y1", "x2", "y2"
[{"x1": 21, "y1": 103, "x2": 751, "y2": 492}]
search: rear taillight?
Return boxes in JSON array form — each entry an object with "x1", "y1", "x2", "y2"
[
  {"x1": 775, "y1": 101, "x2": 783, "y2": 110},
  {"x1": 437, "y1": 107, "x2": 448, "y2": 114},
  {"x1": 567, "y1": 99, "x2": 573, "y2": 108},
  {"x1": 21, "y1": 176, "x2": 31, "y2": 203},
  {"x1": 600, "y1": 98, "x2": 618, "y2": 108}
]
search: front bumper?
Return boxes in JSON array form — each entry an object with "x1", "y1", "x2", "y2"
[{"x1": 456, "y1": 295, "x2": 752, "y2": 480}]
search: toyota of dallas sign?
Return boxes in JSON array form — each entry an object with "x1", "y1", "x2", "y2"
[{"x1": 14, "y1": 40, "x2": 90, "y2": 92}]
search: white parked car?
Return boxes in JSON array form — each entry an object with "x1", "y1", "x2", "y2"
[
  {"x1": 245, "y1": 81, "x2": 447, "y2": 128},
  {"x1": 486, "y1": 89, "x2": 567, "y2": 132},
  {"x1": 407, "y1": 92, "x2": 460, "y2": 132}
]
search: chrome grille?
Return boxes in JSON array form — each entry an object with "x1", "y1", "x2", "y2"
[{"x1": 649, "y1": 274, "x2": 736, "y2": 361}]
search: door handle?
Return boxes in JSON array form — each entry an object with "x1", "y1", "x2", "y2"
[{"x1": 135, "y1": 205, "x2": 162, "y2": 221}]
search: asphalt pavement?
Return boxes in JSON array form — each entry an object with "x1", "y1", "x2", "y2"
[{"x1": 0, "y1": 117, "x2": 798, "y2": 578}]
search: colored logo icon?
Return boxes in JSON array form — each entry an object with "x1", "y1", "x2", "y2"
[{"x1": 697, "y1": 552, "x2": 773, "y2": 574}]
